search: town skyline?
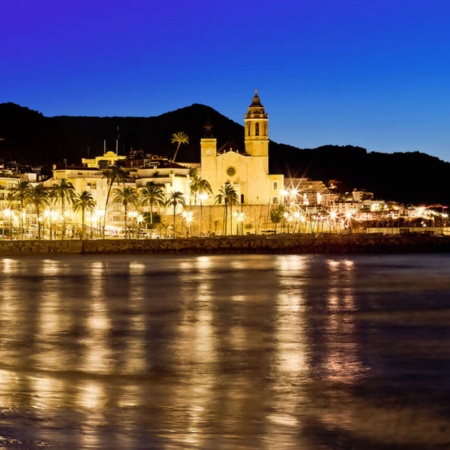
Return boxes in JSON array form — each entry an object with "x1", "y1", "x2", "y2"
[{"x1": 2, "y1": 1, "x2": 450, "y2": 162}]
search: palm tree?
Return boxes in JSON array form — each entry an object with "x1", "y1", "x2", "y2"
[
  {"x1": 50, "y1": 178, "x2": 75, "y2": 238},
  {"x1": 102, "y1": 165, "x2": 126, "y2": 238},
  {"x1": 27, "y1": 185, "x2": 49, "y2": 239},
  {"x1": 270, "y1": 205, "x2": 285, "y2": 233},
  {"x1": 9, "y1": 180, "x2": 30, "y2": 239},
  {"x1": 215, "y1": 184, "x2": 238, "y2": 235},
  {"x1": 73, "y1": 191, "x2": 96, "y2": 239},
  {"x1": 140, "y1": 183, "x2": 165, "y2": 226},
  {"x1": 166, "y1": 191, "x2": 186, "y2": 237},
  {"x1": 171, "y1": 131, "x2": 189, "y2": 163},
  {"x1": 189, "y1": 168, "x2": 212, "y2": 235},
  {"x1": 189, "y1": 168, "x2": 200, "y2": 204},
  {"x1": 112, "y1": 186, "x2": 139, "y2": 238},
  {"x1": 189, "y1": 168, "x2": 212, "y2": 202}
]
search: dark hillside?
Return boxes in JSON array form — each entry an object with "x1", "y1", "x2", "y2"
[
  {"x1": 52, "y1": 104, "x2": 245, "y2": 164},
  {"x1": 1, "y1": 102, "x2": 450, "y2": 206}
]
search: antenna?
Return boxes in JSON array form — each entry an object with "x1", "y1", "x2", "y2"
[{"x1": 116, "y1": 126, "x2": 120, "y2": 155}]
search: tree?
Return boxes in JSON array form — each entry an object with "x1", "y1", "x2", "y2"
[
  {"x1": 27, "y1": 184, "x2": 49, "y2": 239},
  {"x1": 189, "y1": 168, "x2": 212, "y2": 235},
  {"x1": 50, "y1": 178, "x2": 75, "y2": 238},
  {"x1": 171, "y1": 131, "x2": 189, "y2": 163},
  {"x1": 102, "y1": 165, "x2": 126, "y2": 238},
  {"x1": 189, "y1": 168, "x2": 212, "y2": 204},
  {"x1": 73, "y1": 191, "x2": 96, "y2": 239},
  {"x1": 112, "y1": 186, "x2": 139, "y2": 238},
  {"x1": 166, "y1": 191, "x2": 186, "y2": 237},
  {"x1": 270, "y1": 205, "x2": 285, "y2": 233},
  {"x1": 140, "y1": 184, "x2": 165, "y2": 226},
  {"x1": 9, "y1": 180, "x2": 30, "y2": 239},
  {"x1": 215, "y1": 183, "x2": 238, "y2": 235}
]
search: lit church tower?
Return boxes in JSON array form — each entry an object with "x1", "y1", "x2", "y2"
[
  {"x1": 200, "y1": 90, "x2": 283, "y2": 206},
  {"x1": 244, "y1": 89, "x2": 269, "y2": 167}
]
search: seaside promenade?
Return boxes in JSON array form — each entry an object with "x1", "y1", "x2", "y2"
[{"x1": 1, "y1": 233, "x2": 450, "y2": 256}]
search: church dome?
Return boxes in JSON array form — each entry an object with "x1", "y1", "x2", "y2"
[{"x1": 249, "y1": 89, "x2": 264, "y2": 108}]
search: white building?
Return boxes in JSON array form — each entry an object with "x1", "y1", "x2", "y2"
[{"x1": 200, "y1": 91, "x2": 284, "y2": 205}]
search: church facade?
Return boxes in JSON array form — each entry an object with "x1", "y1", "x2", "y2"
[{"x1": 200, "y1": 91, "x2": 284, "y2": 206}]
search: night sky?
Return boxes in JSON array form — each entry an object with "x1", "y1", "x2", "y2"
[{"x1": 2, "y1": 0, "x2": 450, "y2": 161}]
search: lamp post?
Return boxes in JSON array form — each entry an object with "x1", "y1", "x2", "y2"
[
  {"x1": 199, "y1": 192, "x2": 208, "y2": 236},
  {"x1": 280, "y1": 189, "x2": 288, "y2": 206},
  {"x1": 4, "y1": 208, "x2": 14, "y2": 240},
  {"x1": 182, "y1": 211, "x2": 193, "y2": 237},
  {"x1": 128, "y1": 210, "x2": 138, "y2": 238},
  {"x1": 234, "y1": 211, "x2": 245, "y2": 235},
  {"x1": 93, "y1": 209, "x2": 105, "y2": 238},
  {"x1": 345, "y1": 211, "x2": 354, "y2": 233},
  {"x1": 329, "y1": 211, "x2": 337, "y2": 233}
]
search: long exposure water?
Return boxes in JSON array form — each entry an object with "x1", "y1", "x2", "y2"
[{"x1": 0, "y1": 253, "x2": 450, "y2": 449}]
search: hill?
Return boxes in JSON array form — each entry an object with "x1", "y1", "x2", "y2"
[{"x1": 1, "y1": 102, "x2": 450, "y2": 206}]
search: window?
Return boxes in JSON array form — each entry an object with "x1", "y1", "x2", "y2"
[
  {"x1": 273, "y1": 197, "x2": 279, "y2": 205},
  {"x1": 273, "y1": 181, "x2": 278, "y2": 190},
  {"x1": 226, "y1": 166, "x2": 236, "y2": 177},
  {"x1": 255, "y1": 123, "x2": 259, "y2": 136}
]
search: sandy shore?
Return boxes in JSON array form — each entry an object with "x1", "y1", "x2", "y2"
[{"x1": 1, "y1": 233, "x2": 450, "y2": 256}]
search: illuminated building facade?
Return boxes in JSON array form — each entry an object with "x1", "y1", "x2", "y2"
[{"x1": 200, "y1": 91, "x2": 284, "y2": 205}]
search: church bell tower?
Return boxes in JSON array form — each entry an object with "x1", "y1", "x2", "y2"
[{"x1": 244, "y1": 89, "x2": 269, "y2": 158}]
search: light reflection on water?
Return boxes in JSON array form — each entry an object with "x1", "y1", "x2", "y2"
[{"x1": 0, "y1": 254, "x2": 450, "y2": 449}]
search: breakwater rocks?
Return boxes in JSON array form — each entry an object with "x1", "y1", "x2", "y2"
[{"x1": 1, "y1": 233, "x2": 450, "y2": 256}]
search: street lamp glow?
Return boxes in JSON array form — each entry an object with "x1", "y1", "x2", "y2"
[{"x1": 182, "y1": 210, "x2": 194, "y2": 237}]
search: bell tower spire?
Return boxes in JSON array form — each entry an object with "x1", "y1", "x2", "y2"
[{"x1": 244, "y1": 89, "x2": 269, "y2": 160}]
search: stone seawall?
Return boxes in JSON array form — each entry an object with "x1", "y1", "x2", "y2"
[{"x1": 1, "y1": 234, "x2": 450, "y2": 256}]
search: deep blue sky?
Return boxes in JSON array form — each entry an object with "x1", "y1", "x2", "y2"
[{"x1": 2, "y1": 0, "x2": 450, "y2": 161}]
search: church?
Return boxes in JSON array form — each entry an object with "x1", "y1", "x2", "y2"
[{"x1": 200, "y1": 91, "x2": 284, "y2": 206}]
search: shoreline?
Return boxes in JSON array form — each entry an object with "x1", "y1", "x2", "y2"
[{"x1": 1, "y1": 233, "x2": 450, "y2": 256}]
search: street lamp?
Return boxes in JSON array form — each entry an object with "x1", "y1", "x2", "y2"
[
  {"x1": 289, "y1": 188, "x2": 298, "y2": 205},
  {"x1": 182, "y1": 210, "x2": 193, "y2": 237},
  {"x1": 199, "y1": 192, "x2": 208, "y2": 236},
  {"x1": 280, "y1": 189, "x2": 288, "y2": 206},
  {"x1": 4, "y1": 208, "x2": 14, "y2": 239},
  {"x1": 233, "y1": 211, "x2": 246, "y2": 235},
  {"x1": 93, "y1": 209, "x2": 105, "y2": 238},
  {"x1": 127, "y1": 210, "x2": 142, "y2": 238}
]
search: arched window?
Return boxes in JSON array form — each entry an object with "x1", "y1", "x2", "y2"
[
  {"x1": 255, "y1": 123, "x2": 259, "y2": 136},
  {"x1": 272, "y1": 197, "x2": 279, "y2": 205},
  {"x1": 273, "y1": 181, "x2": 278, "y2": 190}
]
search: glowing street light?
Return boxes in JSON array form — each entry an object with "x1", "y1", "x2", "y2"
[
  {"x1": 233, "y1": 211, "x2": 246, "y2": 235},
  {"x1": 182, "y1": 210, "x2": 194, "y2": 237}
]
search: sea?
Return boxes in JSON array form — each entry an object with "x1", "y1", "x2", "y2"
[{"x1": 0, "y1": 253, "x2": 450, "y2": 450}]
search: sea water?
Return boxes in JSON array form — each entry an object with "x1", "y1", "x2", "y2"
[{"x1": 0, "y1": 253, "x2": 450, "y2": 449}]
